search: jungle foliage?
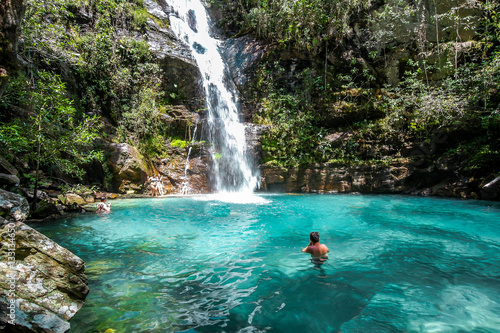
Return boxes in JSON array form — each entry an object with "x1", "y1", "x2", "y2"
[
  {"x1": 210, "y1": 0, "x2": 370, "y2": 55},
  {"x1": 0, "y1": 0, "x2": 173, "y2": 187},
  {"x1": 1, "y1": 0, "x2": 499, "y2": 192},
  {"x1": 216, "y1": 0, "x2": 500, "y2": 175}
]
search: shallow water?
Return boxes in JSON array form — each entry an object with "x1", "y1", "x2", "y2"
[{"x1": 34, "y1": 194, "x2": 500, "y2": 332}]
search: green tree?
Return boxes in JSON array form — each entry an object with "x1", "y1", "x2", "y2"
[{"x1": 0, "y1": 71, "x2": 102, "y2": 210}]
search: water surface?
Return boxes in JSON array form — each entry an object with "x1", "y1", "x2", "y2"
[{"x1": 34, "y1": 194, "x2": 500, "y2": 332}]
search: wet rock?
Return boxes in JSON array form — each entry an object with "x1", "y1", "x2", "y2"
[
  {"x1": 144, "y1": 0, "x2": 204, "y2": 111},
  {"x1": 155, "y1": 152, "x2": 212, "y2": 194},
  {"x1": 0, "y1": 190, "x2": 89, "y2": 332},
  {"x1": 187, "y1": 9, "x2": 197, "y2": 32},
  {"x1": 30, "y1": 200, "x2": 61, "y2": 220},
  {"x1": 245, "y1": 124, "x2": 269, "y2": 165},
  {"x1": 162, "y1": 105, "x2": 201, "y2": 138},
  {"x1": 64, "y1": 193, "x2": 86, "y2": 206}
]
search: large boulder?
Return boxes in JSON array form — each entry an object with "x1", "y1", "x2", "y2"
[
  {"x1": 0, "y1": 189, "x2": 29, "y2": 225},
  {"x1": 0, "y1": 190, "x2": 89, "y2": 332},
  {"x1": 106, "y1": 143, "x2": 154, "y2": 194}
]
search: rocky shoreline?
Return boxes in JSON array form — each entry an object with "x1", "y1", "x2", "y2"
[
  {"x1": 259, "y1": 162, "x2": 500, "y2": 201},
  {"x1": 0, "y1": 189, "x2": 89, "y2": 333},
  {"x1": 1, "y1": 175, "x2": 498, "y2": 332}
]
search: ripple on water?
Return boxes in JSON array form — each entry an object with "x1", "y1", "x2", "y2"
[{"x1": 32, "y1": 194, "x2": 500, "y2": 332}]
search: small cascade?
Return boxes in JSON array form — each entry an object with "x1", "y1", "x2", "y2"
[
  {"x1": 182, "y1": 146, "x2": 192, "y2": 194},
  {"x1": 182, "y1": 124, "x2": 197, "y2": 194},
  {"x1": 167, "y1": 0, "x2": 259, "y2": 195},
  {"x1": 184, "y1": 146, "x2": 192, "y2": 178}
]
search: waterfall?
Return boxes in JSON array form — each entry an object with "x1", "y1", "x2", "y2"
[{"x1": 167, "y1": 0, "x2": 259, "y2": 195}]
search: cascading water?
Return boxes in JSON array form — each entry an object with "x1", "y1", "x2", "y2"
[
  {"x1": 168, "y1": 0, "x2": 259, "y2": 195},
  {"x1": 183, "y1": 124, "x2": 197, "y2": 194}
]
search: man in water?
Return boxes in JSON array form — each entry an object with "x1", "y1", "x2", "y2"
[
  {"x1": 302, "y1": 231, "x2": 329, "y2": 264},
  {"x1": 96, "y1": 196, "x2": 111, "y2": 213}
]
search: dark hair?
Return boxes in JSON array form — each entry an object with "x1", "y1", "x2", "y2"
[
  {"x1": 309, "y1": 231, "x2": 320, "y2": 243},
  {"x1": 101, "y1": 196, "x2": 106, "y2": 202}
]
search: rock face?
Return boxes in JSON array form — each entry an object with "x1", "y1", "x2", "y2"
[
  {"x1": 220, "y1": 36, "x2": 269, "y2": 90},
  {"x1": 161, "y1": 105, "x2": 201, "y2": 139},
  {"x1": 144, "y1": 0, "x2": 205, "y2": 112},
  {"x1": 0, "y1": 189, "x2": 89, "y2": 333},
  {"x1": 106, "y1": 143, "x2": 154, "y2": 194},
  {"x1": 259, "y1": 160, "x2": 492, "y2": 199},
  {"x1": 245, "y1": 123, "x2": 269, "y2": 173},
  {"x1": 260, "y1": 161, "x2": 413, "y2": 194},
  {"x1": 220, "y1": 36, "x2": 272, "y2": 120},
  {"x1": 0, "y1": 0, "x2": 24, "y2": 96},
  {"x1": 154, "y1": 143, "x2": 212, "y2": 194},
  {"x1": 362, "y1": 0, "x2": 481, "y2": 86}
]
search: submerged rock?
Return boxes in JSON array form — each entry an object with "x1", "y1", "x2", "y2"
[{"x1": 0, "y1": 190, "x2": 89, "y2": 332}]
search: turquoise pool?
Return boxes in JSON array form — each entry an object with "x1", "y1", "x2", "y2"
[{"x1": 34, "y1": 194, "x2": 500, "y2": 332}]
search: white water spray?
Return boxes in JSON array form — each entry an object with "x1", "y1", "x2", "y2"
[{"x1": 167, "y1": 0, "x2": 259, "y2": 195}]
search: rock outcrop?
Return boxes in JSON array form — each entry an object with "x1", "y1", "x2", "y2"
[
  {"x1": 0, "y1": 157, "x2": 20, "y2": 187},
  {"x1": 260, "y1": 161, "x2": 413, "y2": 194},
  {"x1": 0, "y1": 0, "x2": 24, "y2": 97},
  {"x1": 260, "y1": 160, "x2": 489, "y2": 199},
  {"x1": 154, "y1": 143, "x2": 212, "y2": 194},
  {"x1": 144, "y1": 0, "x2": 205, "y2": 112},
  {"x1": 0, "y1": 189, "x2": 89, "y2": 333},
  {"x1": 220, "y1": 35, "x2": 269, "y2": 90},
  {"x1": 106, "y1": 143, "x2": 154, "y2": 194}
]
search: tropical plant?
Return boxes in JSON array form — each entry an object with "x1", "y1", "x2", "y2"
[{"x1": 0, "y1": 71, "x2": 102, "y2": 209}]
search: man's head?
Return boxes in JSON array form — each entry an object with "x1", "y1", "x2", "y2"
[
  {"x1": 309, "y1": 231, "x2": 320, "y2": 243},
  {"x1": 101, "y1": 196, "x2": 106, "y2": 202}
]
